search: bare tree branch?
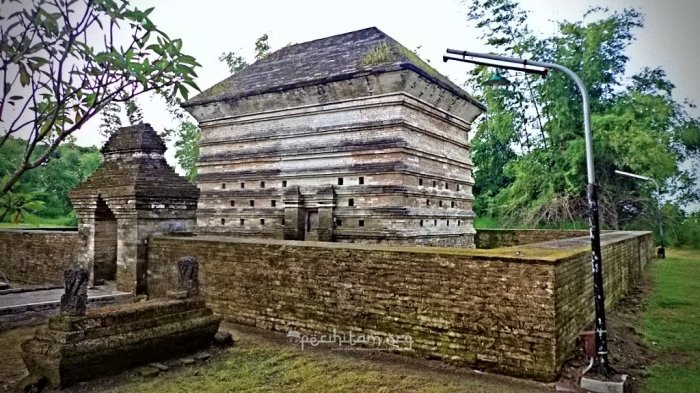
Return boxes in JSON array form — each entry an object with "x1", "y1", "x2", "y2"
[{"x1": 0, "y1": 0, "x2": 201, "y2": 195}]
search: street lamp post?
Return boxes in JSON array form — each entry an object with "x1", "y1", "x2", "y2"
[
  {"x1": 614, "y1": 170, "x2": 665, "y2": 258},
  {"x1": 444, "y1": 49, "x2": 611, "y2": 374}
]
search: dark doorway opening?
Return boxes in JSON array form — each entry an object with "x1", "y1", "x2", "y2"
[
  {"x1": 304, "y1": 209, "x2": 319, "y2": 241},
  {"x1": 93, "y1": 197, "x2": 117, "y2": 283}
]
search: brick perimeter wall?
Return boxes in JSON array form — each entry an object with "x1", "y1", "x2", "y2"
[
  {"x1": 148, "y1": 237, "x2": 559, "y2": 379},
  {"x1": 1, "y1": 227, "x2": 651, "y2": 379},
  {"x1": 148, "y1": 232, "x2": 651, "y2": 380},
  {"x1": 0, "y1": 229, "x2": 80, "y2": 285},
  {"x1": 475, "y1": 229, "x2": 589, "y2": 249}
]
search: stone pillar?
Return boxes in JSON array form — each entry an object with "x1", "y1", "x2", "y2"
[
  {"x1": 116, "y1": 216, "x2": 139, "y2": 293},
  {"x1": 315, "y1": 186, "x2": 336, "y2": 242},
  {"x1": 283, "y1": 186, "x2": 305, "y2": 241},
  {"x1": 134, "y1": 220, "x2": 153, "y2": 295},
  {"x1": 73, "y1": 203, "x2": 97, "y2": 285}
]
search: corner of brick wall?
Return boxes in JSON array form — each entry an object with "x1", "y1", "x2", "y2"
[{"x1": 553, "y1": 232, "x2": 653, "y2": 367}]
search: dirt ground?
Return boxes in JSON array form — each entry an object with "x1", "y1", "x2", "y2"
[
  {"x1": 0, "y1": 326, "x2": 35, "y2": 393},
  {"x1": 561, "y1": 268, "x2": 656, "y2": 392}
]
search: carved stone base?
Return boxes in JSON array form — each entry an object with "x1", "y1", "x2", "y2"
[{"x1": 21, "y1": 298, "x2": 221, "y2": 388}]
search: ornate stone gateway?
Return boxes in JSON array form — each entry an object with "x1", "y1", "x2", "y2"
[{"x1": 70, "y1": 124, "x2": 199, "y2": 294}]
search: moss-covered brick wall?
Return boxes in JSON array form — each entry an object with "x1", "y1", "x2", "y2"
[
  {"x1": 1, "y1": 227, "x2": 651, "y2": 379},
  {"x1": 147, "y1": 231, "x2": 652, "y2": 381},
  {"x1": 474, "y1": 229, "x2": 590, "y2": 249},
  {"x1": 0, "y1": 229, "x2": 80, "y2": 285}
]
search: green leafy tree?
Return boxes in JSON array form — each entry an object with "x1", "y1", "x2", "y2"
[
  {"x1": 0, "y1": 0, "x2": 200, "y2": 195},
  {"x1": 167, "y1": 120, "x2": 200, "y2": 183},
  {"x1": 465, "y1": 1, "x2": 700, "y2": 232},
  {"x1": 219, "y1": 52, "x2": 248, "y2": 74},
  {"x1": 254, "y1": 34, "x2": 270, "y2": 60},
  {"x1": 219, "y1": 34, "x2": 270, "y2": 74},
  {"x1": 98, "y1": 98, "x2": 144, "y2": 138},
  {"x1": 98, "y1": 101, "x2": 122, "y2": 138},
  {"x1": 125, "y1": 99, "x2": 144, "y2": 125},
  {"x1": 0, "y1": 135, "x2": 101, "y2": 223}
]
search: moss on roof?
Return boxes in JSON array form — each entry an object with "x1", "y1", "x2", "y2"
[{"x1": 360, "y1": 43, "x2": 397, "y2": 67}]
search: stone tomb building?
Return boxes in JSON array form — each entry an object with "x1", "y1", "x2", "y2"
[{"x1": 184, "y1": 27, "x2": 485, "y2": 247}]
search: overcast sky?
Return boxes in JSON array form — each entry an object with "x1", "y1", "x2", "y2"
[
  {"x1": 71, "y1": 0, "x2": 700, "y2": 144},
  {"x1": 67, "y1": 0, "x2": 700, "y2": 208}
]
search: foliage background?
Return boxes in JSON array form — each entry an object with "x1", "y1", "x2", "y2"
[
  {"x1": 1, "y1": 1, "x2": 698, "y2": 247},
  {"x1": 0, "y1": 136, "x2": 100, "y2": 226},
  {"x1": 465, "y1": 0, "x2": 700, "y2": 247}
]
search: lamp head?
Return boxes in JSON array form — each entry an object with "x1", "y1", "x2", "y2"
[{"x1": 483, "y1": 73, "x2": 511, "y2": 87}]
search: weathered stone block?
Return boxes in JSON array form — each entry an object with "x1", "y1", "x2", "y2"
[
  {"x1": 177, "y1": 256, "x2": 199, "y2": 297},
  {"x1": 21, "y1": 298, "x2": 221, "y2": 388},
  {"x1": 59, "y1": 267, "x2": 89, "y2": 316}
]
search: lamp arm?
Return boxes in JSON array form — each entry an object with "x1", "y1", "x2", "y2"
[{"x1": 445, "y1": 50, "x2": 595, "y2": 184}]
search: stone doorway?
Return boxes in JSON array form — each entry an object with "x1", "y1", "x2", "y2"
[
  {"x1": 93, "y1": 197, "x2": 117, "y2": 284},
  {"x1": 305, "y1": 209, "x2": 319, "y2": 241}
]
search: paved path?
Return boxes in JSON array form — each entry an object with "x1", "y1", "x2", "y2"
[{"x1": 0, "y1": 287, "x2": 128, "y2": 309}]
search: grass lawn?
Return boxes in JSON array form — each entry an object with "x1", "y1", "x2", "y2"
[
  {"x1": 0, "y1": 214, "x2": 76, "y2": 229},
  {"x1": 0, "y1": 327, "x2": 551, "y2": 393},
  {"x1": 84, "y1": 325, "x2": 551, "y2": 393},
  {"x1": 643, "y1": 249, "x2": 700, "y2": 392}
]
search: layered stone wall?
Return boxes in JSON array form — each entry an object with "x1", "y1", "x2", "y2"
[
  {"x1": 147, "y1": 231, "x2": 652, "y2": 380},
  {"x1": 0, "y1": 229, "x2": 80, "y2": 285},
  {"x1": 194, "y1": 93, "x2": 479, "y2": 247},
  {"x1": 1, "y1": 226, "x2": 652, "y2": 379}
]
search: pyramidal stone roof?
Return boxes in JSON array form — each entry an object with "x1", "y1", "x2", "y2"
[
  {"x1": 101, "y1": 123, "x2": 166, "y2": 155},
  {"x1": 184, "y1": 27, "x2": 484, "y2": 110},
  {"x1": 71, "y1": 123, "x2": 199, "y2": 201}
]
